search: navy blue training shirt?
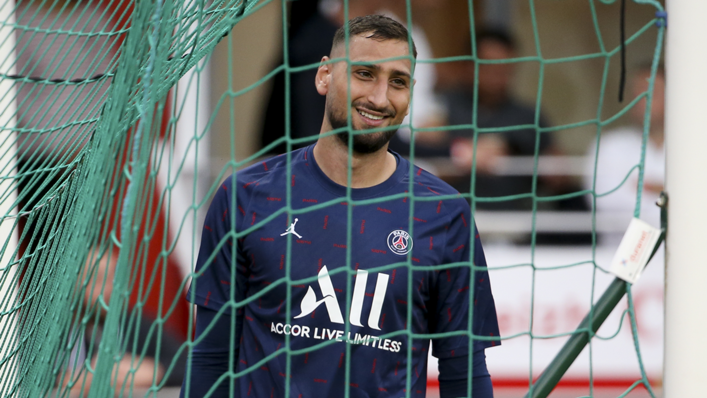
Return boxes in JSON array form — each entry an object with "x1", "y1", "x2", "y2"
[{"x1": 186, "y1": 145, "x2": 500, "y2": 397}]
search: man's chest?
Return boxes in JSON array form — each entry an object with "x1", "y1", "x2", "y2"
[
  {"x1": 241, "y1": 202, "x2": 447, "y2": 281},
  {"x1": 241, "y1": 203, "x2": 456, "y2": 341}
]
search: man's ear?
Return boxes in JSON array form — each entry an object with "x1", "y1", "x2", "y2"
[{"x1": 315, "y1": 56, "x2": 332, "y2": 96}]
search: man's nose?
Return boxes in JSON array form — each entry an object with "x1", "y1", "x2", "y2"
[{"x1": 367, "y1": 79, "x2": 389, "y2": 109}]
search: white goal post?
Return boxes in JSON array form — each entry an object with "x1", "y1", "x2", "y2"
[{"x1": 664, "y1": 0, "x2": 707, "y2": 396}]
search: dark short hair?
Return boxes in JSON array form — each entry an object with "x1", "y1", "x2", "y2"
[
  {"x1": 476, "y1": 27, "x2": 516, "y2": 52},
  {"x1": 332, "y1": 15, "x2": 417, "y2": 59}
]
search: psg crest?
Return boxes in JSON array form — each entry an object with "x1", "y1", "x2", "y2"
[{"x1": 387, "y1": 230, "x2": 413, "y2": 256}]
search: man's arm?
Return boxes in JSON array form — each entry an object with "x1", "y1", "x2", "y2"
[
  {"x1": 180, "y1": 306, "x2": 242, "y2": 397},
  {"x1": 438, "y1": 350, "x2": 493, "y2": 398},
  {"x1": 431, "y1": 200, "x2": 500, "y2": 397},
  {"x1": 180, "y1": 178, "x2": 250, "y2": 397}
]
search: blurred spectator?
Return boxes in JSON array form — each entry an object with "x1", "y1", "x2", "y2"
[
  {"x1": 440, "y1": 28, "x2": 555, "y2": 211},
  {"x1": 260, "y1": 0, "x2": 337, "y2": 154},
  {"x1": 583, "y1": 66, "x2": 665, "y2": 239},
  {"x1": 261, "y1": 0, "x2": 445, "y2": 154},
  {"x1": 59, "y1": 247, "x2": 186, "y2": 394},
  {"x1": 370, "y1": 0, "x2": 447, "y2": 153}
]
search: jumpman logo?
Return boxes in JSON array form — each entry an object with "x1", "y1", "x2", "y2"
[{"x1": 281, "y1": 218, "x2": 302, "y2": 238}]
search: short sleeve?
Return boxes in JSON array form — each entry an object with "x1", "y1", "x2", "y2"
[
  {"x1": 187, "y1": 177, "x2": 249, "y2": 313},
  {"x1": 431, "y1": 201, "x2": 500, "y2": 359}
]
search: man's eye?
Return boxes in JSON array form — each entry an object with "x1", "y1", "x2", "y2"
[
  {"x1": 392, "y1": 79, "x2": 407, "y2": 87},
  {"x1": 356, "y1": 70, "x2": 372, "y2": 78}
]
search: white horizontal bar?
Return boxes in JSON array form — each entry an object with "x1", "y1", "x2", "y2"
[{"x1": 473, "y1": 211, "x2": 633, "y2": 234}]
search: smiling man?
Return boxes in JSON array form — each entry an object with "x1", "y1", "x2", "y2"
[
  {"x1": 182, "y1": 15, "x2": 499, "y2": 398},
  {"x1": 318, "y1": 23, "x2": 412, "y2": 154}
]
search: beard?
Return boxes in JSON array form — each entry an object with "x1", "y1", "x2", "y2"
[{"x1": 327, "y1": 101, "x2": 398, "y2": 155}]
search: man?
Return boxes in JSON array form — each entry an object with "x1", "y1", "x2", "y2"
[
  {"x1": 443, "y1": 28, "x2": 555, "y2": 210},
  {"x1": 583, "y1": 66, "x2": 665, "y2": 242},
  {"x1": 182, "y1": 15, "x2": 499, "y2": 397}
]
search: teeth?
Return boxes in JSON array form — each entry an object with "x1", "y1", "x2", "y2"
[{"x1": 358, "y1": 110, "x2": 383, "y2": 120}]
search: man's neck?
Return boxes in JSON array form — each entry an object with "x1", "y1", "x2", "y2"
[{"x1": 312, "y1": 135, "x2": 397, "y2": 189}]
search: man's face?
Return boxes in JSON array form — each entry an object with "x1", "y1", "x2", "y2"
[
  {"x1": 316, "y1": 34, "x2": 413, "y2": 154},
  {"x1": 477, "y1": 39, "x2": 514, "y2": 103}
]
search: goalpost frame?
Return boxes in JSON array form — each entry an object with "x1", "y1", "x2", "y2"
[{"x1": 664, "y1": 0, "x2": 707, "y2": 396}]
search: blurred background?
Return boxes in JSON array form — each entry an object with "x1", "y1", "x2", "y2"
[{"x1": 213, "y1": 0, "x2": 662, "y2": 162}]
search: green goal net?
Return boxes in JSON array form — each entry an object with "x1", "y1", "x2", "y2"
[{"x1": 0, "y1": 0, "x2": 665, "y2": 397}]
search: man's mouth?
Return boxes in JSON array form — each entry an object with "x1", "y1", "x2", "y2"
[{"x1": 357, "y1": 109, "x2": 385, "y2": 121}]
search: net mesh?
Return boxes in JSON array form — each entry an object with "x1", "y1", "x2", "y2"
[{"x1": 0, "y1": 0, "x2": 665, "y2": 396}]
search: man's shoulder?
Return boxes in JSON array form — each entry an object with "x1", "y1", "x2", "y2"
[
  {"x1": 408, "y1": 165, "x2": 469, "y2": 213},
  {"x1": 212, "y1": 148, "x2": 309, "y2": 205},
  {"x1": 232, "y1": 148, "x2": 307, "y2": 187}
]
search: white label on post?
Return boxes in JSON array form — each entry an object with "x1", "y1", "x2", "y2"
[{"x1": 610, "y1": 217, "x2": 661, "y2": 284}]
